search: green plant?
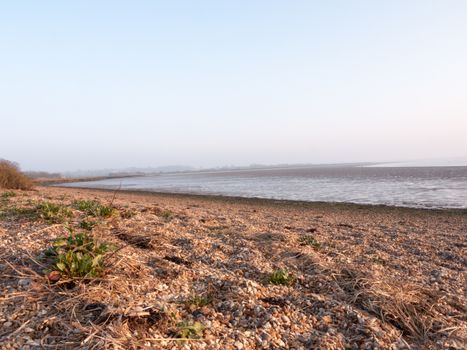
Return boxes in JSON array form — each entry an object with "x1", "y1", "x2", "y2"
[
  {"x1": 298, "y1": 235, "x2": 321, "y2": 249},
  {"x1": 48, "y1": 231, "x2": 112, "y2": 278},
  {"x1": 37, "y1": 201, "x2": 73, "y2": 223},
  {"x1": 268, "y1": 269, "x2": 295, "y2": 286},
  {"x1": 176, "y1": 321, "x2": 205, "y2": 339},
  {"x1": 160, "y1": 209, "x2": 175, "y2": 220},
  {"x1": 1, "y1": 191, "x2": 16, "y2": 198},
  {"x1": 73, "y1": 200, "x2": 115, "y2": 218},
  {"x1": 0, "y1": 205, "x2": 39, "y2": 220},
  {"x1": 79, "y1": 219, "x2": 97, "y2": 230},
  {"x1": 185, "y1": 294, "x2": 211, "y2": 309}
]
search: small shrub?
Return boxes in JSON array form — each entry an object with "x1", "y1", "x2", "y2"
[
  {"x1": 175, "y1": 321, "x2": 205, "y2": 339},
  {"x1": 185, "y1": 294, "x2": 211, "y2": 310},
  {"x1": 79, "y1": 219, "x2": 97, "y2": 230},
  {"x1": 74, "y1": 200, "x2": 115, "y2": 218},
  {"x1": 1, "y1": 191, "x2": 16, "y2": 198},
  {"x1": 159, "y1": 209, "x2": 175, "y2": 220},
  {"x1": 0, "y1": 160, "x2": 33, "y2": 190},
  {"x1": 268, "y1": 269, "x2": 295, "y2": 286},
  {"x1": 47, "y1": 231, "x2": 113, "y2": 278},
  {"x1": 298, "y1": 235, "x2": 321, "y2": 249},
  {"x1": 0, "y1": 205, "x2": 39, "y2": 220},
  {"x1": 37, "y1": 201, "x2": 73, "y2": 223}
]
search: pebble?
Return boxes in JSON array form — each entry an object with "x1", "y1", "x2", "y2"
[
  {"x1": 1, "y1": 187, "x2": 464, "y2": 350},
  {"x1": 18, "y1": 278, "x2": 31, "y2": 288},
  {"x1": 260, "y1": 332, "x2": 270, "y2": 342},
  {"x1": 234, "y1": 341, "x2": 244, "y2": 349},
  {"x1": 276, "y1": 339, "x2": 286, "y2": 347}
]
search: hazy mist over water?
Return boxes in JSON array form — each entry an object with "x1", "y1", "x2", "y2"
[{"x1": 62, "y1": 165, "x2": 467, "y2": 209}]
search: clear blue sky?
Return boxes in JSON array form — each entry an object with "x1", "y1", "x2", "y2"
[{"x1": 1, "y1": 1, "x2": 466, "y2": 171}]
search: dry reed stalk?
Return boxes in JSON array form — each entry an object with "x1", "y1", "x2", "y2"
[{"x1": 336, "y1": 268, "x2": 464, "y2": 345}]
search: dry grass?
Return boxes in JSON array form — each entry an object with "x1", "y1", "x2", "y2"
[
  {"x1": 337, "y1": 268, "x2": 465, "y2": 346},
  {"x1": 1, "y1": 186, "x2": 466, "y2": 349},
  {"x1": 0, "y1": 160, "x2": 33, "y2": 190}
]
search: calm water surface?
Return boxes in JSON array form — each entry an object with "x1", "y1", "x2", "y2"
[{"x1": 62, "y1": 166, "x2": 467, "y2": 209}]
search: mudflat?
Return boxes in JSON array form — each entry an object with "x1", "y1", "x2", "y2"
[{"x1": 1, "y1": 186, "x2": 465, "y2": 349}]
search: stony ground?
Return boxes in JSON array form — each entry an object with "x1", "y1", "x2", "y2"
[{"x1": 0, "y1": 186, "x2": 466, "y2": 349}]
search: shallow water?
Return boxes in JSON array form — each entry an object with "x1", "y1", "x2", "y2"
[{"x1": 61, "y1": 166, "x2": 467, "y2": 209}]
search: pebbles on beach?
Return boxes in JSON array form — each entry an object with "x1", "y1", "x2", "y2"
[{"x1": 0, "y1": 186, "x2": 466, "y2": 349}]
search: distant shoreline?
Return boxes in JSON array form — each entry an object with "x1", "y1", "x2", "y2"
[
  {"x1": 51, "y1": 183, "x2": 467, "y2": 215},
  {"x1": 34, "y1": 174, "x2": 141, "y2": 186}
]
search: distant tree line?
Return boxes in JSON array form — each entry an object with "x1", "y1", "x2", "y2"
[{"x1": 24, "y1": 171, "x2": 62, "y2": 179}]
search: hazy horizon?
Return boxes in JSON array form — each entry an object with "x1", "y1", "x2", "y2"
[
  {"x1": 22, "y1": 157, "x2": 467, "y2": 176},
  {"x1": 2, "y1": 1, "x2": 466, "y2": 172}
]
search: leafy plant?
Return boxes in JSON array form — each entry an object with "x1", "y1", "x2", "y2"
[
  {"x1": 0, "y1": 205, "x2": 39, "y2": 220},
  {"x1": 175, "y1": 321, "x2": 205, "y2": 339},
  {"x1": 268, "y1": 268, "x2": 295, "y2": 286},
  {"x1": 79, "y1": 219, "x2": 97, "y2": 231},
  {"x1": 73, "y1": 200, "x2": 115, "y2": 218},
  {"x1": 48, "y1": 231, "x2": 113, "y2": 278},
  {"x1": 1, "y1": 191, "x2": 16, "y2": 198},
  {"x1": 160, "y1": 209, "x2": 175, "y2": 220},
  {"x1": 298, "y1": 235, "x2": 321, "y2": 249},
  {"x1": 185, "y1": 294, "x2": 211, "y2": 309},
  {"x1": 37, "y1": 201, "x2": 73, "y2": 223}
]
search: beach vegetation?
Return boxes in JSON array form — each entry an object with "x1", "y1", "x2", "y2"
[
  {"x1": 175, "y1": 321, "x2": 205, "y2": 339},
  {"x1": 1, "y1": 191, "x2": 16, "y2": 198},
  {"x1": 298, "y1": 235, "x2": 321, "y2": 249},
  {"x1": 37, "y1": 201, "x2": 73, "y2": 223},
  {"x1": 79, "y1": 219, "x2": 98, "y2": 230},
  {"x1": 0, "y1": 159, "x2": 33, "y2": 190},
  {"x1": 0, "y1": 205, "x2": 38, "y2": 220},
  {"x1": 185, "y1": 293, "x2": 211, "y2": 309},
  {"x1": 268, "y1": 268, "x2": 295, "y2": 286},
  {"x1": 46, "y1": 230, "x2": 113, "y2": 278},
  {"x1": 160, "y1": 209, "x2": 175, "y2": 220},
  {"x1": 73, "y1": 199, "x2": 115, "y2": 218}
]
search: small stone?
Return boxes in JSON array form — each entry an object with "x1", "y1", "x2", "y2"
[
  {"x1": 234, "y1": 341, "x2": 244, "y2": 349},
  {"x1": 260, "y1": 332, "x2": 270, "y2": 342},
  {"x1": 18, "y1": 278, "x2": 31, "y2": 288},
  {"x1": 47, "y1": 271, "x2": 61, "y2": 283},
  {"x1": 133, "y1": 306, "x2": 144, "y2": 313},
  {"x1": 26, "y1": 340, "x2": 40, "y2": 346},
  {"x1": 3, "y1": 321, "x2": 12, "y2": 327},
  {"x1": 200, "y1": 306, "x2": 211, "y2": 316}
]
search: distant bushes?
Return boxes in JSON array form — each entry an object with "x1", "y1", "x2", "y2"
[
  {"x1": 0, "y1": 159, "x2": 33, "y2": 190},
  {"x1": 24, "y1": 171, "x2": 62, "y2": 179}
]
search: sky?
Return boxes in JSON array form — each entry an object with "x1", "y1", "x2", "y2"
[{"x1": 1, "y1": 1, "x2": 466, "y2": 172}]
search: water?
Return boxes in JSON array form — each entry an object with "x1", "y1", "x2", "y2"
[{"x1": 61, "y1": 166, "x2": 467, "y2": 209}]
